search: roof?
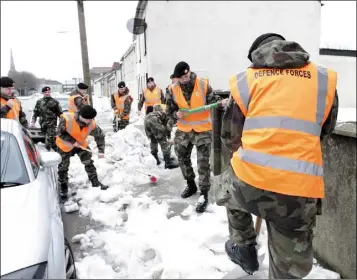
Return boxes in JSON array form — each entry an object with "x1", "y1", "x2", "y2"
[
  {"x1": 90, "y1": 67, "x2": 112, "y2": 75},
  {"x1": 121, "y1": 42, "x2": 136, "y2": 60},
  {"x1": 37, "y1": 78, "x2": 62, "y2": 85}
]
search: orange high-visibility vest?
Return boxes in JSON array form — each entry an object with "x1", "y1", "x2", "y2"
[
  {"x1": 68, "y1": 94, "x2": 88, "y2": 113},
  {"x1": 229, "y1": 63, "x2": 337, "y2": 198},
  {"x1": 170, "y1": 77, "x2": 212, "y2": 133},
  {"x1": 114, "y1": 93, "x2": 132, "y2": 120},
  {"x1": 144, "y1": 87, "x2": 162, "y2": 109},
  {"x1": 1, "y1": 97, "x2": 20, "y2": 120},
  {"x1": 55, "y1": 113, "x2": 96, "y2": 152}
]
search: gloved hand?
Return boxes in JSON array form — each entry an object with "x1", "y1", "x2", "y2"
[
  {"x1": 73, "y1": 142, "x2": 80, "y2": 148},
  {"x1": 220, "y1": 98, "x2": 229, "y2": 107},
  {"x1": 6, "y1": 99, "x2": 16, "y2": 108},
  {"x1": 98, "y1": 153, "x2": 105, "y2": 159}
]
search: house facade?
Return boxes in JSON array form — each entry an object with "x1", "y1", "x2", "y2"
[
  {"x1": 37, "y1": 79, "x2": 63, "y2": 93},
  {"x1": 120, "y1": 42, "x2": 138, "y2": 98},
  {"x1": 133, "y1": 1, "x2": 322, "y2": 91}
]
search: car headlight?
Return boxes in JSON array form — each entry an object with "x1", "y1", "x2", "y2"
[{"x1": 1, "y1": 262, "x2": 47, "y2": 279}]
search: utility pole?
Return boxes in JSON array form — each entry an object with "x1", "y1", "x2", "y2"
[{"x1": 77, "y1": 0, "x2": 93, "y2": 106}]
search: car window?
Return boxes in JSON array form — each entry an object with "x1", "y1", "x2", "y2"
[
  {"x1": 22, "y1": 129, "x2": 40, "y2": 177},
  {"x1": 57, "y1": 98, "x2": 68, "y2": 111},
  {"x1": 1, "y1": 131, "x2": 30, "y2": 186}
]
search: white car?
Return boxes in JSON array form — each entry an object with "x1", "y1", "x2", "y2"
[{"x1": 0, "y1": 119, "x2": 76, "y2": 279}]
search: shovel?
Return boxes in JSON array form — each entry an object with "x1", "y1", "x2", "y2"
[
  {"x1": 79, "y1": 146, "x2": 158, "y2": 184},
  {"x1": 178, "y1": 100, "x2": 224, "y2": 116}
]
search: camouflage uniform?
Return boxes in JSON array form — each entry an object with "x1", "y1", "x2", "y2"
[
  {"x1": 166, "y1": 72, "x2": 220, "y2": 212},
  {"x1": 138, "y1": 86, "x2": 165, "y2": 113},
  {"x1": 110, "y1": 88, "x2": 132, "y2": 131},
  {"x1": 214, "y1": 40, "x2": 339, "y2": 279},
  {"x1": 31, "y1": 96, "x2": 62, "y2": 151},
  {"x1": 0, "y1": 94, "x2": 28, "y2": 127},
  {"x1": 70, "y1": 89, "x2": 88, "y2": 111},
  {"x1": 56, "y1": 112, "x2": 105, "y2": 185},
  {"x1": 144, "y1": 105, "x2": 175, "y2": 166}
]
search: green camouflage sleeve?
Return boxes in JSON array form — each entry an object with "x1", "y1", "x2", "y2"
[
  {"x1": 165, "y1": 88, "x2": 179, "y2": 123},
  {"x1": 31, "y1": 100, "x2": 41, "y2": 123},
  {"x1": 56, "y1": 101, "x2": 63, "y2": 117},
  {"x1": 138, "y1": 91, "x2": 145, "y2": 111},
  {"x1": 74, "y1": 96, "x2": 86, "y2": 111},
  {"x1": 57, "y1": 116, "x2": 67, "y2": 135},
  {"x1": 0, "y1": 104, "x2": 11, "y2": 118},
  {"x1": 19, "y1": 106, "x2": 28, "y2": 128},
  {"x1": 110, "y1": 94, "x2": 116, "y2": 109},
  {"x1": 90, "y1": 124, "x2": 105, "y2": 153},
  {"x1": 119, "y1": 97, "x2": 132, "y2": 118},
  {"x1": 321, "y1": 90, "x2": 339, "y2": 143},
  {"x1": 206, "y1": 83, "x2": 220, "y2": 105},
  {"x1": 161, "y1": 89, "x2": 165, "y2": 103}
]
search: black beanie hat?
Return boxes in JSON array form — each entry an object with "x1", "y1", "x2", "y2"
[
  {"x1": 42, "y1": 86, "x2": 51, "y2": 93},
  {"x1": 173, "y1": 61, "x2": 190, "y2": 78},
  {"x1": 1, "y1": 77, "x2": 14, "y2": 88},
  {"x1": 77, "y1": 82, "x2": 89, "y2": 90},
  {"x1": 248, "y1": 33, "x2": 286, "y2": 62},
  {"x1": 170, "y1": 74, "x2": 175, "y2": 79},
  {"x1": 79, "y1": 105, "x2": 97, "y2": 119},
  {"x1": 118, "y1": 81, "x2": 126, "y2": 88},
  {"x1": 147, "y1": 77, "x2": 154, "y2": 83}
]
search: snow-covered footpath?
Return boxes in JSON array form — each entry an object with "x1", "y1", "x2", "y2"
[{"x1": 32, "y1": 95, "x2": 352, "y2": 279}]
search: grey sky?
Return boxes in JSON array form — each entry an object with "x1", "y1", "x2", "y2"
[{"x1": 1, "y1": 1, "x2": 355, "y2": 83}]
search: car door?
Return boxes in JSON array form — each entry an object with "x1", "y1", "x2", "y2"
[{"x1": 22, "y1": 130, "x2": 66, "y2": 279}]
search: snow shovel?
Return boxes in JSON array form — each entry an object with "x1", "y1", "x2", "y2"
[
  {"x1": 178, "y1": 100, "x2": 224, "y2": 116},
  {"x1": 79, "y1": 146, "x2": 159, "y2": 184}
]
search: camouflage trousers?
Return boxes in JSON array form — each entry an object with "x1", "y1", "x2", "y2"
[
  {"x1": 41, "y1": 121, "x2": 57, "y2": 151},
  {"x1": 214, "y1": 165, "x2": 317, "y2": 279},
  {"x1": 174, "y1": 130, "x2": 212, "y2": 193},
  {"x1": 144, "y1": 122, "x2": 171, "y2": 158},
  {"x1": 57, "y1": 147, "x2": 98, "y2": 184},
  {"x1": 113, "y1": 116, "x2": 129, "y2": 132}
]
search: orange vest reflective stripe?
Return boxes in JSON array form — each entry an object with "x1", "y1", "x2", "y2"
[
  {"x1": 144, "y1": 87, "x2": 161, "y2": 108},
  {"x1": 1, "y1": 97, "x2": 20, "y2": 120},
  {"x1": 170, "y1": 77, "x2": 212, "y2": 133},
  {"x1": 114, "y1": 93, "x2": 131, "y2": 120},
  {"x1": 55, "y1": 113, "x2": 96, "y2": 152},
  {"x1": 68, "y1": 94, "x2": 88, "y2": 113},
  {"x1": 229, "y1": 63, "x2": 337, "y2": 198}
]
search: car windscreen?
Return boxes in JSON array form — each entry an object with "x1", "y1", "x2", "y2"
[
  {"x1": 56, "y1": 98, "x2": 68, "y2": 111},
  {"x1": 1, "y1": 131, "x2": 30, "y2": 187}
]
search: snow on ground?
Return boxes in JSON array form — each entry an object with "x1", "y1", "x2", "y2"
[{"x1": 53, "y1": 111, "x2": 340, "y2": 279}]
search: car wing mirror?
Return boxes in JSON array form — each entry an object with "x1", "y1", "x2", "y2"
[{"x1": 40, "y1": 151, "x2": 62, "y2": 168}]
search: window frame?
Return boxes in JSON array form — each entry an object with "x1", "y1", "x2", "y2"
[{"x1": 22, "y1": 128, "x2": 40, "y2": 178}]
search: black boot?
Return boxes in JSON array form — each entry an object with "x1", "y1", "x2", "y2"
[
  {"x1": 152, "y1": 153, "x2": 161, "y2": 165},
  {"x1": 91, "y1": 177, "x2": 108, "y2": 190},
  {"x1": 195, "y1": 192, "x2": 209, "y2": 213},
  {"x1": 164, "y1": 155, "x2": 179, "y2": 169},
  {"x1": 225, "y1": 240, "x2": 259, "y2": 275},
  {"x1": 181, "y1": 180, "x2": 197, "y2": 198},
  {"x1": 60, "y1": 182, "x2": 68, "y2": 199}
]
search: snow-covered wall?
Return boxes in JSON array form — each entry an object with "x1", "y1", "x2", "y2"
[
  {"x1": 318, "y1": 54, "x2": 356, "y2": 108},
  {"x1": 144, "y1": 1, "x2": 321, "y2": 91}
]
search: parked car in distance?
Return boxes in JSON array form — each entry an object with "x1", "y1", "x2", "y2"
[
  {"x1": 28, "y1": 95, "x2": 69, "y2": 144},
  {"x1": 0, "y1": 118, "x2": 76, "y2": 279}
]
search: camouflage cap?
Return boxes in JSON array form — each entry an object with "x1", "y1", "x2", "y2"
[{"x1": 248, "y1": 33, "x2": 285, "y2": 62}]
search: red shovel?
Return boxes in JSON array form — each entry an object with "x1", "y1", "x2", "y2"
[{"x1": 79, "y1": 146, "x2": 158, "y2": 184}]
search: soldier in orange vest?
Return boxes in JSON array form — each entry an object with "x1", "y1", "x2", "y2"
[
  {"x1": 110, "y1": 81, "x2": 133, "y2": 132},
  {"x1": 215, "y1": 33, "x2": 339, "y2": 278},
  {"x1": 166, "y1": 62, "x2": 225, "y2": 213},
  {"x1": 68, "y1": 82, "x2": 89, "y2": 113},
  {"x1": 0, "y1": 76, "x2": 28, "y2": 127},
  {"x1": 56, "y1": 105, "x2": 108, "y2": 199},
  {"x1": 138, "y1": 77, "x2": 165, "y2": 115}
]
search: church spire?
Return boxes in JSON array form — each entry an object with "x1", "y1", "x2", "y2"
[{"x1": 10, "y1": 48, "x2": 16, "y2": 71}]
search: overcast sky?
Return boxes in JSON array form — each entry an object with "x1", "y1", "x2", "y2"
[{"x1": 1, "y1": 1, "x2": 356, "y2": 83}]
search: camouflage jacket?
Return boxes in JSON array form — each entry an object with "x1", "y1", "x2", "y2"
[
  {"x1": 110, "y1": 88, "x2": 132, "y2": 118},
  {"x1": 144, "y1": 110, "x2": 171, "y2": 136},
  {"x1": 221, "y1": 40, "x2": 339, "y2": 160},
  {"x1": 70, "y1": 90, "x2": 88, "y2": 111},
  {"x1": 138, "y1": 86, "x2": 165, "y2": 111},
  {"x1": 57, "y1": 112, "x2": 105, "y2": 153},
  {"x1": 0, "y1": 95, "x2": 28, "y2": 128},
  {"x1": 31, "y1": 96, "x2": 63, "y2": 125}
]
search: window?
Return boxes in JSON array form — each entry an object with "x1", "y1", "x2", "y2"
[
  {"x1": 1, "y1": 131, "x2": 30, "y2": 186},
  {"x1": 23, "y1": 129, "x2": 40, "y2": 177}
]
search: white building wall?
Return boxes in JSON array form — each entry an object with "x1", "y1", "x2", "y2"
[
  {"x1": 93, "y1": 81, "x2": 102, "y2": 97},
  {"x1": 122, "y1": 45, "x2": 138, "y2": 98},
  {"x1": 145, "y1": 1, "x2": 321, "y2": 91},
  {"x1": 318, "y1": 55, "x2": 356, "y2": 108}
]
